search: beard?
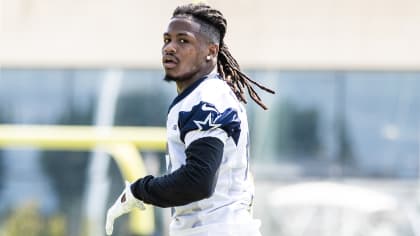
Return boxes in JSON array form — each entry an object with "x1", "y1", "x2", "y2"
[
  {"x1": 163, "y1": 74, "x2": 181, "y2": 82},
  {"x1": 163, "y1": 69, "x2": 198, "y2": 83}
]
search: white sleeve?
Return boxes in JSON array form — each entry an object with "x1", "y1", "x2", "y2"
[{"x1": 184, "y1": 128, "x2": 228, "y2": 148}]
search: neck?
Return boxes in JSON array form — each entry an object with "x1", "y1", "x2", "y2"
[{"x1": 176, "y1": 66, "x2": 216, "y2": 94}]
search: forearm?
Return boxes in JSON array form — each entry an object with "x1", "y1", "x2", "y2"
[{"x1": 131, "y1": 137, "x2": 224, "y2": 207}]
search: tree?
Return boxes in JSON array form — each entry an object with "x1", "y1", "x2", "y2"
[
  {"x1": 0, "y1": 150, "x2": 4, "y2": 191},
  {"x1": 275, "y1": 101, "x2": 321, "y2": 159},
  {"x1": 0, "y1": 111, "x2": 6, "y2": 193},
  {"x1": 40, "y1": 98, "x2": 94, "y2": 235},
  {"x1": 114, "y1": 91, "x2": 168, "y2": 126}
]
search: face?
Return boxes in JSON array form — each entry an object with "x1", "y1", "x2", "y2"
[{"x1": 162, "y1": 17, "x2": 211, "y2": 82}]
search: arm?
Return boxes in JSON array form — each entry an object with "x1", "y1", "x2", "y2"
[
  {"x1": 105, "y1": 136, "x2": 223, "y2": 235},
  {"x1": 131, "y1": 136, "x2": 224, "y2": 207}
]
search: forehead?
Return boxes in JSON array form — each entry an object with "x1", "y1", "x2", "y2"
[{"x1": 165, "y1": 17, "x2": 202, "y2": 35}]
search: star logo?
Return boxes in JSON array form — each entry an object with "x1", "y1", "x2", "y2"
[{"x1": 193, "y1": 113, "x2": 221, "y2": 131}]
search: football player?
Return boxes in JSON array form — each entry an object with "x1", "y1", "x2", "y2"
[{"x1": 106, "y1": 3, "x2": 274, "y2": 236}]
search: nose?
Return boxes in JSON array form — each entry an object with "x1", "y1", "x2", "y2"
[{"x1": 163, "y1": 42, "x2": 176, "y2": 55}]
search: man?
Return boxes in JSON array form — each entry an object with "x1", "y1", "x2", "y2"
[{"x1": 106, "y1": 3, "x2": 274, "y2": 236}]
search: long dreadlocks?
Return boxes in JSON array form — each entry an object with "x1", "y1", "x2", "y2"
[{"x1": 173, "y1": 3, "x2": 275, "y2": 110}]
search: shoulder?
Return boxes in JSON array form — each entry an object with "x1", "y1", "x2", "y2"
[
  {"x1": 199, "y1": 76, "x2": 230, "y2": 96},
  {"x1": 176, "y1": 76, "x2": 243, "y2": 144},
  {"x1": 195, "y1": 76, "x2": 238, "y2": 111}
]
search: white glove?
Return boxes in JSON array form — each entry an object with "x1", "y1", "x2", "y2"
[{"x1": 105, "y1": 180, "x2": 145, "y2": 235}]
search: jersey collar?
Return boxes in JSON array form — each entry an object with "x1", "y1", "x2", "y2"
[{"x1": 168, "y1": 69, "x2": 219, "y2": 113}]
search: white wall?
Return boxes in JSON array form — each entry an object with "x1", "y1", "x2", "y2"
[{"x1": 1, "y1": 0, "x2": 420, "y2": 69}]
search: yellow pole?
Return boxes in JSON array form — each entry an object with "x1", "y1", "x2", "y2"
[
  {"x1": 0, "y1": 125, "x2": 166, "y2": 150},
  {"x1": 0, "y1": 125, "x2": 166, "y2": 235},
  {"x1": 108, "y1": 143, "x2": 155, "y2": 235}
]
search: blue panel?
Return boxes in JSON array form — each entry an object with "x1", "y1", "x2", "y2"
[{"x1": 178, "y1": 101, "x2": 241, "y2": 144}]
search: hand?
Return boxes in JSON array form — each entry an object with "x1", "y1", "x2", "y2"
[{"x1": 105, "y1": 181, "x2": 145, "y2": 235}]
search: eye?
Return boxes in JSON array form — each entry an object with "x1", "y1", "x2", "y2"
[
  {"x1": 163, "y1": 38, "x2": 170, "y2": 44},
  {"x1": 179, "y1": 39, "x2": 188, "y2": 44}
]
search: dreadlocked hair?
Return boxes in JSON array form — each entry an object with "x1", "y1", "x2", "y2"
[{"x1": 173, "y1": 3, "x2": 275, "y2": 110}]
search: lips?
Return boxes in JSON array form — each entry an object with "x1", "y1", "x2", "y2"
[{"x1": 163, "y1": 55, "x2": 179, "y2": 69}]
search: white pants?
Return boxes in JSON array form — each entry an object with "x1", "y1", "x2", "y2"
[{"x1": 169, "y1": 219, "x2": 262, "y2": 236}]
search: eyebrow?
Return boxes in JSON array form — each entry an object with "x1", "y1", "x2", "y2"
[
  {"x1": 177, "y1": 32, "x2": 190, "y2": 37},
  {"x1": 163, "y1": 32, "x2": 193, "y2": 37}
]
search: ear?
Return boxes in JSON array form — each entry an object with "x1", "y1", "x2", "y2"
[{"x1": 208, "y1": 43, "x2": 219, "y2": 58}]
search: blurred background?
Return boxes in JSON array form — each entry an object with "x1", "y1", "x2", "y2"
[{"x1": 1, "y1": 0, "x2": 420, "y2": 235}]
